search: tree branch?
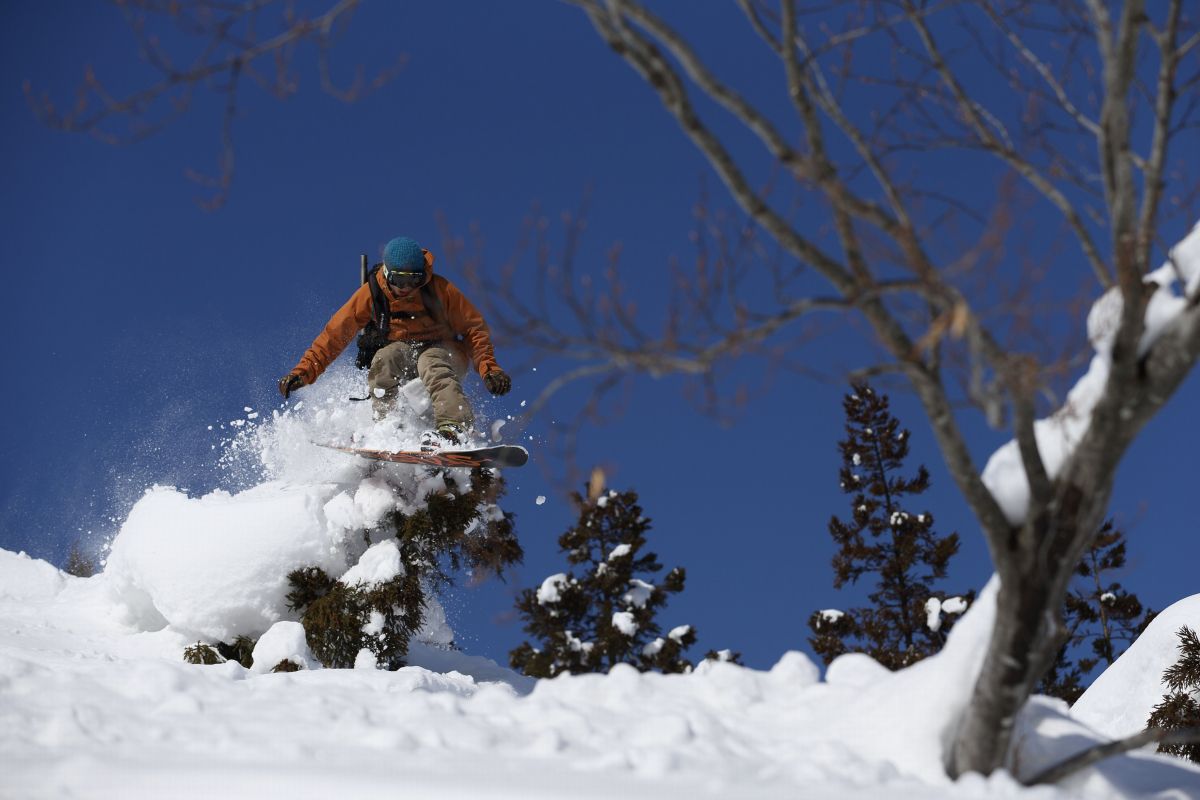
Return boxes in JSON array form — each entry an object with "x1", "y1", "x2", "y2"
[{"x1": 1024, "y1": 726, "x2": 1200, "y2": 786}]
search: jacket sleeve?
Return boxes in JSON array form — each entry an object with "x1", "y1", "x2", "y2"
[
  {"x1": 439, "y1": 278, "x2": 500, "y2": 379},
  {"x1": 292, "y1": 284, "x2": 374, "y2": 384}
]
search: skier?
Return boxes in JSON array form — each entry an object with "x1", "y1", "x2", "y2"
[{"x1": 278, "y1": 236, "x2": 511, "y2": 445}]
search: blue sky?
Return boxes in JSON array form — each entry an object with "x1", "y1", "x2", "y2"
[{"x1": 2, "y1": 1, "x2": 1197, "y2": 671}]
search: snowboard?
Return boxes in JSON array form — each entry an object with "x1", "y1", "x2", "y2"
[{"x1": 315, "y1": 441, "x2": 529, "y2": 469}]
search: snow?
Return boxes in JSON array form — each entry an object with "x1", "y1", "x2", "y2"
[
  {"x1": 537, "y1": 573, "x2": 569, "y2": 605},
  {"x1": 1, "y1": 554, "x2": 1196, "y2": 797},
  {"x1": 926, "y1": 597, "x2": 945, "y2": 632},
  {"x1": 926, "y1": 596, "x2": 970, "y2": 632},
  {"x1": 339, "y1": 539, "x2": 403, "y2": 587},
  {"x1": 622, "y1": 579, "x2": 655, "y2": 608},
  {"x1": 983, "y1": 222, "x2": 1200, "y2": 524},
  {"x1": 608, "y1": 543, "x2": 632, "y2": 560},
  {"x1": 667, "y1": 624, "x2": 691, "y2": 643},
  {"x1": 612, "y1": 611, "x2": 639, "y2": 636},
  {"x1": 4, "y1": 364, "x2": 1198, "y2": 797},
  {"x1": 818, "y1": 609, "x2": 845, "y2": 625},
  {"x1": 536, "y1": 495, "x2": 547, "y2": 506},
  {"x1": 1073, "y1": 592, "x2": 1200, "y2": 739},
  {"x1": 250, "y1": 621, "x2": 319, "y2": 673},
  {"x1": 104, "y1": 483, "x2": 350, "y2": 641},
  {"x1": 942, "y1": 596, "x2": 968, "y2": 615}
]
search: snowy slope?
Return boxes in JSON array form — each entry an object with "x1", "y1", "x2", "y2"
[
  {"x1": 5, "y1": 354, "x2": 1200, "y2": 798},
  {"x1": 3, "y1": 551, "x2": 1199, "y2": 799},
  {"x1": 1073, "y1": 594, "x2": 1200, "y2": 739}
]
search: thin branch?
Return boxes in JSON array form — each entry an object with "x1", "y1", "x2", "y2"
[
  {"x1": 902, "y1": 0, "x2": 1115, "y2": 289},
  {"x1": 1024, "y1": 726, "x2": 1200, "y2": 786}
]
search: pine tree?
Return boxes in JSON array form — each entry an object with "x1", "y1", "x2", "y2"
[
  {"x1": 64, "y1": 540, "x2": 95, "y2": 578},
  {"x1": 510, "y1": 488, "x2": 717, "y2": 678},
  {"x1": 808, "y1": 383, "x2": 970, "y2": 670},
  {"x1": 1147, "y1": 626, "x2": 1200, "y2": 763},
  {"x1": 287, "y1": 467, "x2": 521, "y2": 669},
  {"x1": 183, "y1": 642, "x2": 222, "y2": 665},
  {"x1": 1039, "y1": 520, "x2": 1155, "y2": 704}
]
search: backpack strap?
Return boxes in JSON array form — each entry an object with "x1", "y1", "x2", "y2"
[{"x1": 365, "y1": 264, "x2": 391, "y2": 333}]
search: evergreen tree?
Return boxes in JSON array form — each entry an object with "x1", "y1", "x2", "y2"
[
  {"x1": 183, "y1": 642, "x2": 222, "y2": 665},
  {"x1": 1147, "y1": 626, "x2": 1200, "y2": 763},
  {"x1": 808, "y1": 383, "x2": 970, "y2": 670},
  {"x1": 286, "y1": 467, "x2": 521, "y2": 669},
  {"x1": 64, "y1": 540, "x2": 95, "y2": 578},
  {"x1": 510, "y1": 488, "x2": 716, "y2": 678},
  {"x1": 1039, "y1": 520, "x2": 1155, "y2": 704}
]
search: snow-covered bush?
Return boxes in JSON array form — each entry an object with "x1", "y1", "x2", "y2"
[
  {"x1": 510, "y1": 488, "x2": 716, "y2": 677},
  {"x1": 287, "y1": 468, "x2": 521, "y2": 669},
  {"x1": 183, "y1": 642, "x2": 222, "y2": 665},
  {"x1": 808, "y1": 383, "x2": 971, "y2": 670}
]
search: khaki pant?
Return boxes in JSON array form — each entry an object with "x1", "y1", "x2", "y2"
[{"x1": 367, "y1": 340, "x2": 472, "y2": 428}]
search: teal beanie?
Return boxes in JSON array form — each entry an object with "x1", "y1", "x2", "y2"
[{"x1": 383, "y1": 237, "x2": 425, "y2": 270}]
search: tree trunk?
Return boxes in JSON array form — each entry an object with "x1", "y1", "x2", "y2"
[{"x1": 949, "y1": 563, "x2": 1065, "y2": 774}]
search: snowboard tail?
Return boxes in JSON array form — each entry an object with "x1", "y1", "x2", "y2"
[{"x1": 315, "y1": 442, "x2": 529, "y2": 469}]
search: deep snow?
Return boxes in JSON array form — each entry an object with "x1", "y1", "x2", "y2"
[
  {"x1": 6, "y1": 232, "x2": 1200, "y2": 799},
  {"x1": 3, "y1": 550, "x2": 1199, "y2": 799},
  {"x1": 1073, "y1": 594, "x2": 1200, "y2": 741}
]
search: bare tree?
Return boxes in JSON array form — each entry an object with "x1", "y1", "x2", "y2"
[
  {"x1": 511, "y1": 0, "x2": 1195, "y2": 777},
  {"x1": 25, "y1": 0, "x2": 401, "y2": 209},
  {"x1": 36, "y1": 0, "x2": 1200, "y2": 780},
  {"x1": 457, "y1": 0, "x2": 1200, "y2": 777}
]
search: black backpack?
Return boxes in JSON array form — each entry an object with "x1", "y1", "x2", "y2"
[{"x1": 354, "y1": 256, "x2": 450, "y2": 370}]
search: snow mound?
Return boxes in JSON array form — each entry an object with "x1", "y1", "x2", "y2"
[
  {"x1": 0, "y1": 548, "x2": 66, "y2": 601},
  {"x1": 251, "y1": 621, "x2": 320, "y2": 673},
  {"x1": 1072, "y1": 593, "x2": 1200, "y2": 739},
  {"x1": 104, "y1": 483, "x2": 351, "y2": 640}
]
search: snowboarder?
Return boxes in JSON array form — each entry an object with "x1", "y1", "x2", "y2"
[{"x1": 278, "y1": 236, "x2": 511, "y2": 444}]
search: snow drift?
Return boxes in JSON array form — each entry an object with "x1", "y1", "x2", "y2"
[
  {"x1": 3, "y1": 550, "x2": 1198, "y2": 798},
  {"x1": 1073, "y1": 593, "x2": 1200, "y2": 739}
]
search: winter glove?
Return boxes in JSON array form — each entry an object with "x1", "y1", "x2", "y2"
[
  {"x1": 483, "y1": 369, "x2": 512, "y2": 396},
  {"x1": 278, "y1": 373, "x2": 305, "y2": 399}
]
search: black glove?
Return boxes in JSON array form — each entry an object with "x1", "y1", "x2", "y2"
[
  {"x1": 483, "y1": 369, "x2": 512, "y2": 396},
  {"x1": 278, "y1": 373, "x2": 305, "y2": 399}
]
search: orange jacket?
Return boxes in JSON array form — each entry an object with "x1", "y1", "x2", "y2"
[{"x1": 290, "y1": 248, "x2": 500, "y2": 384}]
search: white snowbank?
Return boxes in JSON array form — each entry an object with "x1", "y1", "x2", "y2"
[
  {"x1": 105, "y1": 483, "x2": 350, "y2": 641},
  {"x1": 1072, "y1": 593, "x2": 1200, "y2": 739},
  {"x1": 0, "y1": 548, "x2": 66, "y2": 601},
  {"x1": 2, "y1": 552, "x2": 1196, "y2": 798}
]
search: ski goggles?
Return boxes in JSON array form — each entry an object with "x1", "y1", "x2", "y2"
[{"x1": 384, "y1": 267, "x2": 425, "y2": 290}]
